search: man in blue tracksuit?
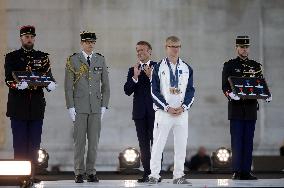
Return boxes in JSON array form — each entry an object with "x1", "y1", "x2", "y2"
[{"x1": 148, "y1": 36, "x2": 195, "y2": 184}]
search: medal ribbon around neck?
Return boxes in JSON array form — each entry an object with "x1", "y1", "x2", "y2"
[{"x1": 166, "y1": 57, "x2": 179, "y2": 88}]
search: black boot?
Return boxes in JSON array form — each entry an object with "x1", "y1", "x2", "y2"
[
  {"x1": 87, "y1": 174, "x2": 99, "y2": 182},
  {"x1": 137, "y1": 174, "x2": 149, "y2": 183},
  {"x1": 240, "y1": 172, "x2": 258, "y2": 180},
  {"x1": 232, "y1": 172, "x2": 241, "y2": 180},
  {"x1": 75, "y1": 174, "x2": 84, "y2": 183}
]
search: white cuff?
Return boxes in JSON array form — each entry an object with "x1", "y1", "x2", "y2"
[
  {"x1": 164, "y1": 105, "x2": 170, "y2": 112},
  {"x1": 182, "y1": 104, "x2": 188, "y2": 111},
  {"x1": 47, "y1": 81, "x2": 57, "y2": 91},
  {"x1": 132, "y1": 77, "x2": 138, "y2": 83}
]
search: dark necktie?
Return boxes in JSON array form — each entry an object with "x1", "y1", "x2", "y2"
[{"x1": 87, "y1": 56, "x2": 90, "y2": 66}]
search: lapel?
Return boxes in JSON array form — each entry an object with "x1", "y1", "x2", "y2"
[
  {"x1": 90, "y1": 53, "x2": 98, "y2": 67},
  {"x1": 78, "y1": 52, "x2": 88, "y2": 66}
]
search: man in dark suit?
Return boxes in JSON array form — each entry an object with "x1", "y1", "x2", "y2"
[{"x1": 124, "y1": 41, "x2": 156, "y2": 182}]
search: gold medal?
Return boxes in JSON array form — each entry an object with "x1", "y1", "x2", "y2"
[
  {"x1": 169, "y1": 87, "x2": 180, "y2": 95},
  {"x1": 175, "y1": 88, "x2": 180, "y2": 94}
]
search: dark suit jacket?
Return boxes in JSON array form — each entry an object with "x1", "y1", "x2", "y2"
[{"x1": 124, "y1": 61, "x2": 156, "y2": 120}]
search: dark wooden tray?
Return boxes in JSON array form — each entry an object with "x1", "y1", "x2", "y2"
[
  {"x1": 12, "y1": 71, "x2": 53, "y2": 87},
  {"x1": 228, "y1": 76, "x2": 271, "y2": 99}
]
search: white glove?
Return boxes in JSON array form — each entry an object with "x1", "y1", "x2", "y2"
[
  {"x1": 101, "y1": 107, "x2": 106, "y2": 120},
  {"x1": 68, "y1": 107, "x2": 76, "y2": 122},
  {"x1": 228, "y1": 92, "x2": 240, "y2": 100},
  {"x1": 47, "y1": 81, "x2": 57, "y2": 91},
  {"x1": 265, "y1": 95, "x2": 272, "y2": 103},
  {"x1": 16, "y1": 81, "x2": 28, "y2": 90}
]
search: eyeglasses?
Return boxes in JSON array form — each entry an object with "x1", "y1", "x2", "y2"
[{"x1": 167, "y1": 45, "x2": 181, "y2": 48}]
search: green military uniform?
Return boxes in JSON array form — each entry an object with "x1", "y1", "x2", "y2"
[{"x1": 64, "y1": 32, "x2": 110, "y2": 176}]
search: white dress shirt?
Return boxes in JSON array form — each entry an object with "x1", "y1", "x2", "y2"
[
  {"x1": 132, "y1": 60, "x2": 151, "y2": 83},
  {"x1": 82, "y1": 50, "x2": 93, "y2": 61}
]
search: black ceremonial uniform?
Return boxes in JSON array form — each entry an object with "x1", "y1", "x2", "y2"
[
  {"x1": 4, "y1": 25, "x2": 56, "y2": 166},
  {"x1": 221, "y1": 36, "x2": 267, "y2": 180},
  {"x1": 222, "y1": 57, "x2": 263, "y2": 120},
  {"x1": 5, "y1": 48, "x2": 55, "y2": 120}
]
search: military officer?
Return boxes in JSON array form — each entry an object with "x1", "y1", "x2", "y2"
[
  {"x1": 222, "y1": 36, "x2": 272, "y2": 180},
  {"x1": 64, "y1": 31, "x2": 110, "y2": 183},
  {"x1": 4, "y1": 25, "x2": 57, "y2": 166}
]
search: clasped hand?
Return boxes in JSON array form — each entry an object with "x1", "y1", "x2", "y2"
[{"x1": 167, "y1": 106, "x2": 184, "y2": 116}]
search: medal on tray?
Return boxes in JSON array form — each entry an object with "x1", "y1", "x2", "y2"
[{"x1": 228, "y1": 76, "x2": 271, "y2": 99}]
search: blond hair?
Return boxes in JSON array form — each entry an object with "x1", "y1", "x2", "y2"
[{"x1": 166, "y1": 36, "x2": 180, "y2": 44}]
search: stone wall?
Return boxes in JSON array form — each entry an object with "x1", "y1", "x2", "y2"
[{"x1": 0, "y1": 0, "x2": 283, "y2": 170}]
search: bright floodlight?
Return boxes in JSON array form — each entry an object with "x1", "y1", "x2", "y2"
[
  {"x1": 123, "y1": 148, "x2": 139, "y2": 163},
  {"x1": 0, "y1": 161, "x2": 31, "y2": 175},
  {"x1": 216, "y1": 148, "x2": 230, "y2": 162},
  {"x1": 119, "y1": 147, "x2": 141, "y2": 170}
]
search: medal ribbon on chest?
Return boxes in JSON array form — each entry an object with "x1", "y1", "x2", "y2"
[{"x1": 166, "y1": 58, "x2": 180, "y2": 94}]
